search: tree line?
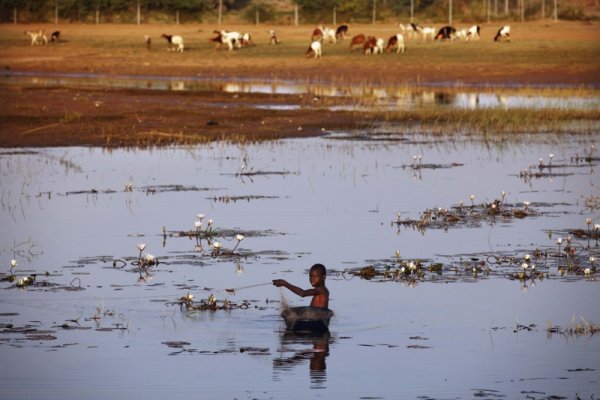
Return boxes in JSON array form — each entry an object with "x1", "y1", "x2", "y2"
[{"x1": 0, "y1": 0, "x2": 591, "y2": 24}]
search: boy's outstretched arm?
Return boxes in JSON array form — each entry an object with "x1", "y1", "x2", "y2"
[{"x1": 272, "y1": 279, "x2": 316, "y2": 298}]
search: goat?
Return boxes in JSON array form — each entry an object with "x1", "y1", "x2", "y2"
[
  {"x1": 321, "y1": 27, "x2": 336, "y2": 43},
  {"x1": 435, "y1": 26, "x2": 455, "y2": 40},
  {"x1": 494, "y1": 25, "x2": 511, "y2": 42},
  {"x1": 335, "y1": 24, "x2": 349, "y2": 41},
  {"x1": 25, "y1": 30, "x2": 47, "y2": 46},
  {"x1": 50, "y1": 31, "x2": 60, "y2": 42},
  {"x1": 363, "y1": 36, "x2": 384, "y2": 55},
  {"x1": 349, "y1": 34, "x2": 366, "y2": 51},
  {"x1": 386, "y1": 34, "x2": 405, "y2": 53},
  {"x1": 311, "y1": 26, "x2": 323, "y2": 41},
  {"x1": 210, "y1": 30, "x2": 242, "y2": 51},
  {"x1": 454, "y1": 29, "x2": 468, "y2": 41},
  {"x1": 416, "y1": 25, "x2": 436, "y2": 41},
  {"x1": 305, "y1": 40, "x2": 322, "y2": 58},
  {"x1": 466, "y1": 25, "x2": 480, "y2": 41},
  {"x1": 240, "y1": 32, "x2": 254, "y2": 47},
  {"x1": 144, "y1": 35, "x2": 152, "y2": 50},
  {"x1": 269, "y1": 30, "x2": 280, "y2": 45},
  {"x1": 161, "y1": 34, "x2": 184, "y2": 52},
  {"x1": 398, "y1": 23, "x2": 418, "y2": 39}
]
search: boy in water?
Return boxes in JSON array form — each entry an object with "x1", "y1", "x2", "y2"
[{"x1": 272, "y1": 263, "x2": 329, "y2": 309}]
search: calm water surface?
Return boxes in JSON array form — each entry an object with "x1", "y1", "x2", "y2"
[{"x1": 1, "y1": 134, "x2": 599, "y2": 399}]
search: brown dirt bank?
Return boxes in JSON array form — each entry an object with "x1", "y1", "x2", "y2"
[
  {"x1": 1, "y1": 21, "x2": 599, "y2": 147},
  {"x1": 0, "y1": 85, "x2": 365, "y2": 147}
]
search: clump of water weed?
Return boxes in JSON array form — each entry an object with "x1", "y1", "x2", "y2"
[
  {"x1": 546, "y1": 316, "x2": 600, "y2": 337},
  {"x1": 392, "y1": 191, "x2": 537, "y2": 234},
  {"x1": 173, "y1": 292, "x2": 249, "y2": 311}
]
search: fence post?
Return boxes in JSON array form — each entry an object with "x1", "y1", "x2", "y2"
[
  {"x1": 218, "y1": 0, "x2": 222, "y2": 26},
  {"x1": 294, "y1": 4, "x2": 298, "y2": 26},
  {"x1": 372, "y1": 0, "x2": 376, "y2": 24}
]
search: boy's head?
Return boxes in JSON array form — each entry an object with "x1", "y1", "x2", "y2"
[{"x1": 309, "y1": 263, "x2": 326, "y2": 287}]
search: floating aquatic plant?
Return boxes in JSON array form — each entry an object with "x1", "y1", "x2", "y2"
[
  {"x1": 173, "y1": 293, "x2": 249, "y2": 311},
  {"x1": 392, "y1": 194, "x2": 538, "y2": 234}
]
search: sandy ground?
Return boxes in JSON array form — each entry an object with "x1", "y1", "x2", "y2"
[{"x1": 1, "y1": 21, "x2": 599, "y2": 147}]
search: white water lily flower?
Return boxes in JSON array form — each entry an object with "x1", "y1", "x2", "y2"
[
  {"x1": 194, "y1": 221, "x2": 202, "y2": 228},
  {"x1": 395, "y1": 250, "x2": 401, "y2": 258},
  {"x1": 530, "y1": 264, "x2": 536, "y2": 270},
  {"x1": 595, "y1": 224, "x2": 600, "y2": 231},
  {"x1": 590, "y1": 257, "x2": 596, "y2": 263},
  {"x1": 10, "y1": 259, "x2": 17, "y2": 268},
  {"x1": 212, "y1": 241, "x2": 221, "y2": 249},
  {"x1": 137, "y1": 243, "x2": 146, "y2": 252},
  {"x1": 584, "y1": 268, "x2": 591, "y2": 276},
  {"x1": 207, "y1": 219, "x2": 213, "y2": 226},
  {"x1": 549, "y1": 153, "x2": 554, "y2": 159},
  {"x1": 585, "y1": 218, "x2": 592, "y2": 225},
  {"x1": 235, "y1": 234, "x2": 245, "y2": 241},
  {"x1": 523, "y1": 201, "x2": 531, "y2": 207},
  {"x1": 144, "y1": 253, "x2": 155, "y2": 262},
  {"x1": 408, "y1": 262, "x2": 416, "y2": 271},
  {"x1": 524, "y1": 254, "x2": 531, "y2": 261},
  {"x1": 469, "y1": 194, "x2": 475, "y2": 201},
  {"x1": 501, "y1": 191, "x2": 506, "y2": 197},
  {"x1": 557, "y1": 238, "x2": 563, "y2": 245},
  {"x1": 196, "y1": 214, "x2": 205, "y2": 220},
  {"x1": 521, "y1": 263, "x2": 528, "y2": 270},
  {"x1": 183, "y1": 293, "x2": 194, "y2": 301}
]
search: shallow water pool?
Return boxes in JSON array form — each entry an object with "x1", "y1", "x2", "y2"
[{"x1": 0, "y1": 133, "x2": 599, "y2": 399}]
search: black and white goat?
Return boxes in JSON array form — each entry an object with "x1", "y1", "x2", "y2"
[
  {"x1": 494, "y1": 25, "x2": 511, "y2": 42},
  {"x1": 161, "y1": 34, "x2": 184, "y2": 52}
]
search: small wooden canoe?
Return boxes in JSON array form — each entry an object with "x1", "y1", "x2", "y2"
[{"x1": 281, "y1": 306, "x2": 333, "y2": 333}]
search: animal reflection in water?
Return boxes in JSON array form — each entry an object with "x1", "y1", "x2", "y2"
[{"x1": 273, "y1": 331, "x2": 332, "y2": 386}]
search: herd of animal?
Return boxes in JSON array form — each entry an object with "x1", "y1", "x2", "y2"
[
  {"x1": 304, "y1": 23, "x2": 510, "y2": 58},
  {"x1": 23, "y1": 23, "x2": 511, "y2": 58}
]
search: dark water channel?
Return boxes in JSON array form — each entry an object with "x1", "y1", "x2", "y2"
[{"x1": 1, "y1": 108, "x2": 599, "y2": 397}]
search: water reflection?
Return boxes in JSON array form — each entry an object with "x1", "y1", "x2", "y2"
[
  {"x1": 2, "y1": 71, "x2": 598, "y2": 110},
  {"x1": 273, "y1": 331, "x2": 332, "y2": 388}
]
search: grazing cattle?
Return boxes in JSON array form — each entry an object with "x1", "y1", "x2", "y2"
[
  {"x1": 349, "y1": 34, "x2": 366, "y2": 51},
  {"x1": 435, "y1": 26, "x2": 456, "y2": 40},
  {"x1": 386, "y1": 34, "x2": 405, "y2": 53},
  {"x1": 466, "y1": 25, "x2": 480, "y2": 40},
  {"x1": 416, "y1": 25, "x2": 436, "y2": 41},
  {"x1": 144, "y1": 34, "x2": 152, "y2": 50},
  {"x1": 335, "y1": 24, "x2": 349, "y2": 41},
  {"x1": 494, "y1": 25, "x2": 511, "y2": 42},
  {"x1": 25, "y1": 30, "x2": 47, "y2": 46},
  {"x1": 161, "y1": 34, "x2": 184, "y2": 52},
  {"x1": 363, "y1": 36, "x2": 384, "y2": 55},
  {"x1": 269, "y1": 30, "x2": 280, "y2": 45},
  {"x1": 50, "y1": 31, "x2": 60, "y2": 42},
  {"x1": 306, "y1": 40, "x2": 322, "y2": 58}
]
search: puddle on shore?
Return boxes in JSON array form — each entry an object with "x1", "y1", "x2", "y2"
[
  {"x1": 0, "y1": 134, "x2": 599, "y2": 399},
  {"x1": 2, "y1": 71, "x2": 599, "y2": 111}
]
